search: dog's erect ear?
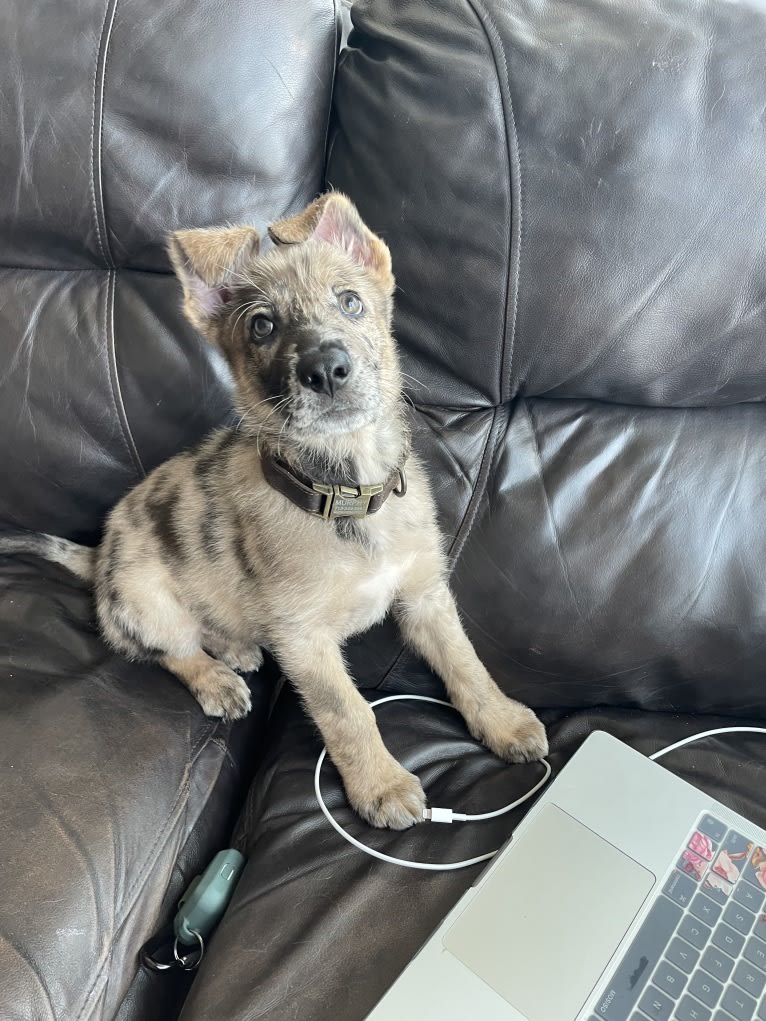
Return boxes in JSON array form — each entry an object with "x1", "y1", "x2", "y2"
[
  {"x1": 268, "y1": 193, "x2": 393, "y2": 287},
  {"x1": 167, "y1": 226, "x2": 260, "y2": 333}
]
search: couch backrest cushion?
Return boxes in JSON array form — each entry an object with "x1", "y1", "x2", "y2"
[
  {"x1": 0, "y1": 0, "x2": 338, "y2": 537},
  {"x1": 330, "y1": 0, "x2": 766, "y2": 717},
  {"x1": 329, "y1": 0, "x2": 766, "y2": 409}
]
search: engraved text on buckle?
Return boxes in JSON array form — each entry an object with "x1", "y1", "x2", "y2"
[{"x1": 312, "y1": 482, "x2": 385, "y2": 519}]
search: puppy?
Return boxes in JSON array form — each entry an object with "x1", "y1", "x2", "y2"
[{"x1": 0, "y1": 194, "x2": 547, "y2": 829}]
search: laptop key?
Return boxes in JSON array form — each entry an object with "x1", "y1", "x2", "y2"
[
  {"x1": 653, "y1": 959, "x2": 686, "y2": 999},
  {"x1": 744, "y1": 936, "x2": 766, "y2": 971},
  {"x1": 743, "y1": 849, "x2": 766, "y2": 892},
  {"x1": 667, "y1": 936, "x2": 700, "y2": 974},
  {"x1": 689, "y1": 894, "x2": 722, "y2": 926},
  {"x1": 675, "y1": 997, "x2": 711, "y2": 1021},
  {"x1": 757, "y1": 996, "x2": 766, "y2": 1019},
  {"x1": 701, "y1": 879, "x2": 731, "y2": 906},
  {"x1": 724, "y1": 901, "x2": 756, "y2": 935},
  {"x1": 665, "y1": 872, "x2": 698, "y2": 908},
  {"x1": 689, "y1": 831, "x2": 717, "y2": 861},
  {"x1": 638, "y1": 985, "x2": 673, "y2": 1020},
  {"x1": 698, "y1": 816, "x2": 727, "y2": 842},
  {"x1": 678, "y1": 915, "x2": 712, "y2": 951},
  {"x1": 734, "y1": 883, "x2": 765, "y2": 913},
  {"x1": 712, "y1": 921, "x2": 746, "y2": 957},
  {"x1": 755, "y1": 916, "x2": 766, "y2": 943},
  {"x1": 688, "y1": 970, "x2": 722, "y2": 1008},
  {"x1": 600, "y1": 896, "x2": 682, "y2": 1021},
  {"x1": 720, "y1": 984, "x2": 757, "y2": 1020},
  {"x1": 734, "y1": 960, "x2": 766, "y2": 999},
  {"x1": 679, "y1": 850, "x2": 708, "y2": 883},
  {"x1": 700, "y1": 945, "x2": 734, "y2": 982},
  {"x1": 724, "y1": 832, "x2": 755, "y2": 859}
]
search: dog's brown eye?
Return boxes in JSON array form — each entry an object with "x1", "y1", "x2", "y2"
[
  {"x1": 250, "y1": 315, "x2": 274, "y2": 341},
  {"x1": 339, "y1": 291, "x2": 364, "y2": 316}
]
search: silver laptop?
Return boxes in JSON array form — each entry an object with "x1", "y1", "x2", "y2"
[{"x1": 366, "y1": 730, "x2": 766, "y2": 1021}]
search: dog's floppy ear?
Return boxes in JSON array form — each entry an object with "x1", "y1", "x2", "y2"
[
  {"x1": 268, "y1": 193, "x2": 393, "y2": 288},
  {"x1": 167, "y1": 226, "x2": 260, "y2": 333}
]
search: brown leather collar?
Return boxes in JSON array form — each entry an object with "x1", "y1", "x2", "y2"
[{"x1": 260, "y1": 454, "x2": 407, "y2": 520}]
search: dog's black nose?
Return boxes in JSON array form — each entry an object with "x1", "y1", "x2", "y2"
[{"x1": 297, "y1": 345, "x2": 351, "y2": 398}]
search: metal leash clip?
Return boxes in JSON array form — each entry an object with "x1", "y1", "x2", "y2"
[{"x1": 140, "y1": 849, "x2": 246, "y2": 974}]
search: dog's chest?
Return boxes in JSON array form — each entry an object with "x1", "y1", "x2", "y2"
[
  {"x1": 350, "y1": 560, "x2": 401, "y2": 625},
  {"x1": 330, "y1": 549, "x2": 410, "y2": 637}
]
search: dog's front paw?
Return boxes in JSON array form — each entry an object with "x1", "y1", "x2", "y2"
[
  {"x1": 193, "y1": 664, "x2": 252, "y2": 721},
  {"x1": 470, "y1": 699, "x2": 548, "y2": 763},
  {"x1": 220, "y1": 645, "x2": 264, "y2": 674},
  {"x1": 348, "y1": 765, "x2": 427, "y2": 830}
]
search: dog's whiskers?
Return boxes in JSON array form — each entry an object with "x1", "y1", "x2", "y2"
[
  {"x1": 275, "y1": 412, "x2": 293, "y2": 461},
  {"x1": 250, "y1": 396, "x2": 293, "y2": 456}
]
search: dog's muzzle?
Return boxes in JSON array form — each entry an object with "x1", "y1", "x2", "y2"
[{"x1": 296, "y1": 343, "x2": 351, "y2": 399}]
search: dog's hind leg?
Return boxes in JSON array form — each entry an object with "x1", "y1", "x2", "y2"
[
  {"x1": 160, "y1": 650, "x2": 252, "y2": 720},
  {"x1": 96, "y1": 562, "x2": 252, "y2": 719},
  {"x1": 201, "y1": 633, "x2": 264, "y2": 675}
]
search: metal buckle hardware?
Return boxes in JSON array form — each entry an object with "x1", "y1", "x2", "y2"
[{"x1": 312, "y1": 482, "x2": 385, "y2": 520}]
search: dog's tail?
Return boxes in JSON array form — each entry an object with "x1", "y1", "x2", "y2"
[{"x1": 0, "y1": 531, "x2": 97, "y2": 583}]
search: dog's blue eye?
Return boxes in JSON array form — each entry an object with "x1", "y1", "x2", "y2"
[
  {"x1": 339, "y1": 291, "x2": 363, "y2": 316},
  {"x1": 250, "y1": 315, "x2": 274, "y2": 340}
]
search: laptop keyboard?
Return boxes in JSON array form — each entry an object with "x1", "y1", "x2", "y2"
[{"x1": 591, "y1": 815, "x2": 766, "y2": 1021}]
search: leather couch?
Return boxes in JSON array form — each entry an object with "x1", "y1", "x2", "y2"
[{"x1": 2, "y1": 0, "x2": 766, "y2": 1019}]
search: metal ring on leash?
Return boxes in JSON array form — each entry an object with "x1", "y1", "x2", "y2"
[
  {"x1": 142, "y1": 952, "x2": 175, "y2": 972},
  {"x1": 173, "y1": 929, "x2": 205, "y2": 971}
]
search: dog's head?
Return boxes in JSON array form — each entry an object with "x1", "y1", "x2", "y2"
[{"x1": 168, "y1": 194, "x2": 400, "y2": 449}]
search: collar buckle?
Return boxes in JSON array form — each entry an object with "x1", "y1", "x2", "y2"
[{"x1": 312, "y1": 482, "x2": 385, "y2": 520}]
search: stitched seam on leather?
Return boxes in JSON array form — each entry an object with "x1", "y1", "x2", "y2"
[
  {"x1": 0, "y1": 265, "x2": 168, "y2": 276},
  {"x1": 74, "y1": 727, "x2": 218, "y2": 1020},
  {"x1": 376, "y1": 405, "x2": 500, "y2": 690},
  {"x1": 74, "y1": 769, "x2": 192, "y2": 1020},
  {"x1": 322, "y1": 0, "x2": 340, "y2": 170},
  {"x1": 88, "y1": 2, "x2": 109, "y2": 266},
  {"x1": 211, "y1": 734, "x2": 239, "y2": 773},
  {"x1": 447, "y1": 403, "x2": 502, "y2": 564},
  {"x1": 105, "y1": 271, "x2": 145, "y2": 478},
  {"x1": 90, "y1": 0, "x2": 119, "y2": 269},
  {"x1": 469, "y1": 0, "x2": 522, "y2": 404},
  {"x1": 522, "y1": 400, "x2": 595, "y2": 639},
  {"x1": 378, "y1": 3, "x2": 518, "y2": 689}
]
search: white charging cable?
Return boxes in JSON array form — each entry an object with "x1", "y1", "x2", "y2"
[
  {"x1": 314, "y1": 695, "x2": 766, "y2": 872},
  {"x1": 648, "y1": 726, "x2": 766, "y2": 761},
  {"x1": 314, "y1": 694, "x2": 551, "y2": 871}
]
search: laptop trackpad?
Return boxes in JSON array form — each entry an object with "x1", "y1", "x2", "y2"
[{"x1": 443, "y1": 805, "x2": 655, "y2": 1021}]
